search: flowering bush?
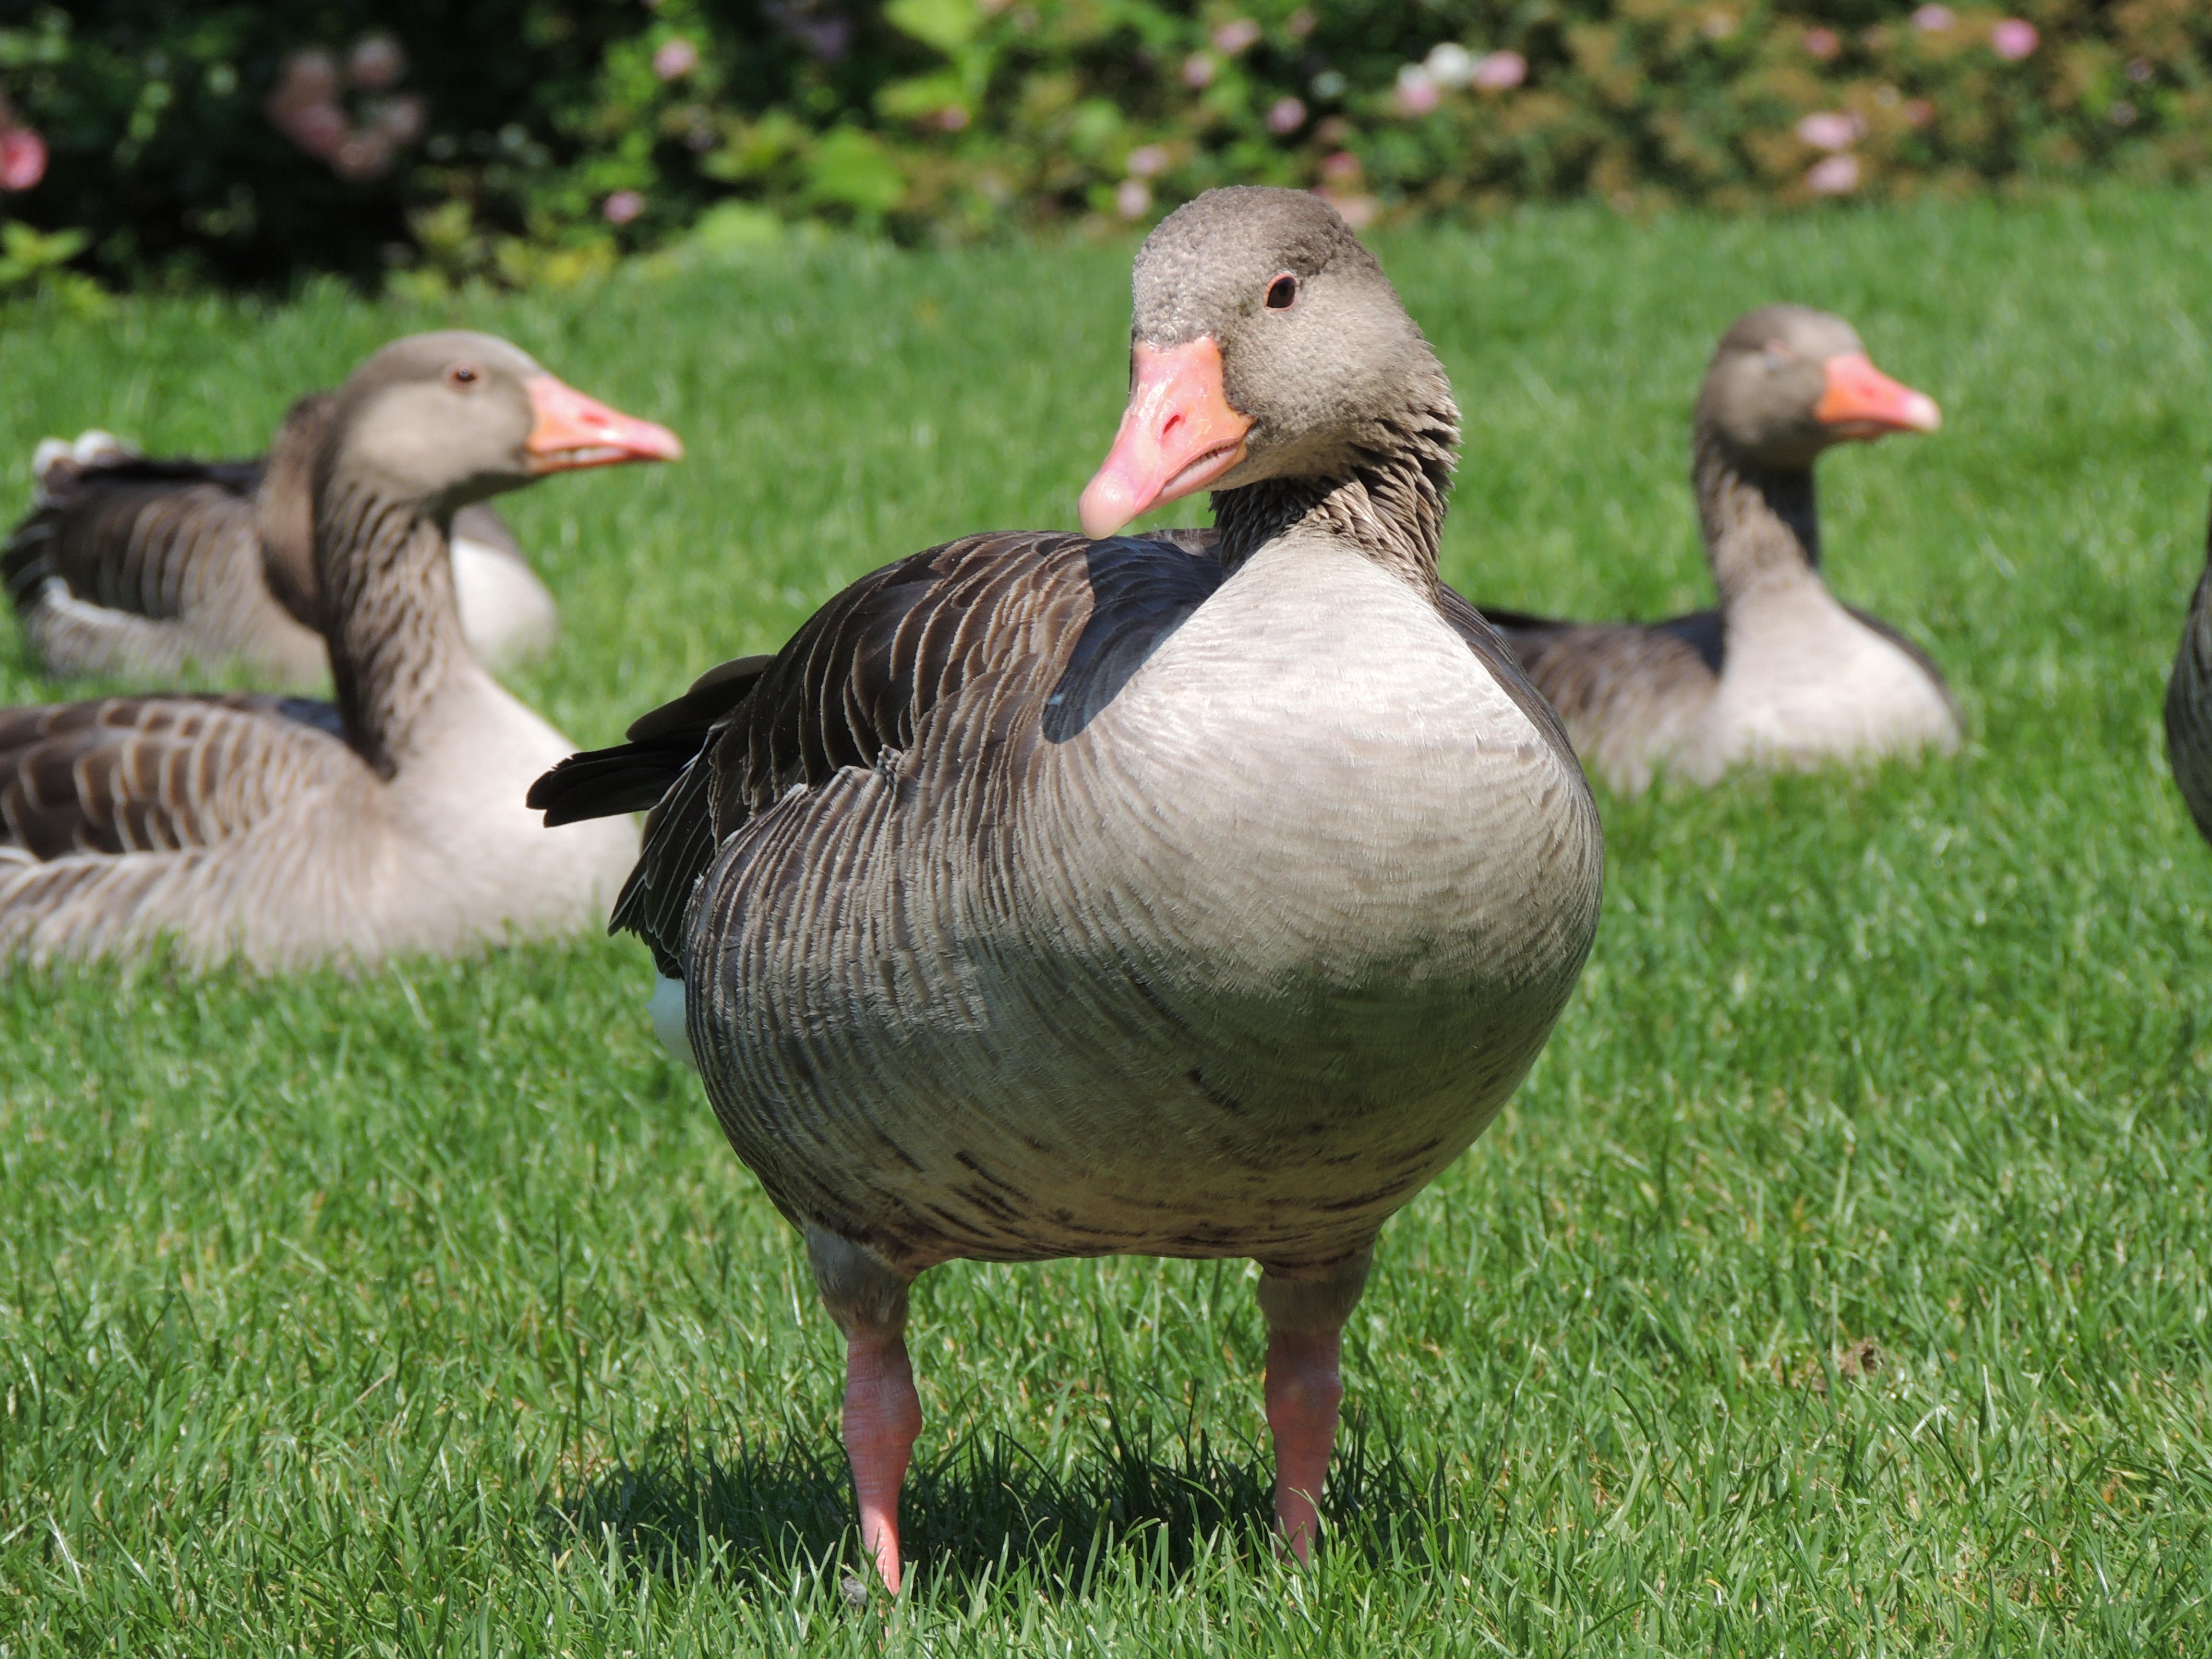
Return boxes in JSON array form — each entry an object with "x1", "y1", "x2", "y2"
[{"x1": 2, "y1": 2, "x2": 2208, "y2": 291}]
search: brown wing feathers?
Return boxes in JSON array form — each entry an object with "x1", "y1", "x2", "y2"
[
  {"x1": 0, "y1": 695, "x2": 331, "y2": 860},
  {"x1": 4, "y1": 457, "x2": 262, "y2": 622}
]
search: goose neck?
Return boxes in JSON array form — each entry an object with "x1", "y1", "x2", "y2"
[
  {"x1": 1210, "y1": 406, "x2": 1457, "y2": 595},
  {"x1": 315, "y1": 479, "x2": 471, "y2": 779},
  {"x1": 1693, "y1": 426, "x2": 1823, "y2": 606}
]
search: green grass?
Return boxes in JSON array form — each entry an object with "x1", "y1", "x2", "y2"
[{"x1": 4, "y1": 181, "x2": 2212, "y2": 1654}]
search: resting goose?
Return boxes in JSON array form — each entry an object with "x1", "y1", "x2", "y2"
[
  {"x1": 1482, "y1": 305, "x2": 1958, "y2": 794},
  {"x1": 2167, "y1": 500, "x2": 2212, "y2": 845},
  {"x1": 7, "y1": 398, "x2": 557, "y2": 684},
  {"x1": 0, "y1": 331, "x2": 677, "y2": 968},
  {"x1": 533, "y1": 187, "x2": 1603, "y2": 1591}
]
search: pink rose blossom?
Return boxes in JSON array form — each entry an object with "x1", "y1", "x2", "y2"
[
  {"x1": 1802, "y1": 27, "x2": 1841, "y2": 62},
  {"x1": 1126, "y1": 144, "x2": 1168, "y2": 178},
  {"x1": 1911, "y1": 5, "x2": 1954, "y2": 31},
  {"x1": 602, "y1": 189, "x2": 645, "y2": 225},
  {"x1": 1795, "y1": 111, "x2": 1863, "y2": 151},
  {"x1": 0, "y1": 127, "x2": 46, "y2": 192},
  {"x1": 1181, "y1": 53, "x2": 1216, "y2": 89},
  {"x1": 1266, "y1": 96, "x2": 1307, "y2": 135},
  {"x1": 1990, "y1": 19, "x2": 2037, "y2": 61},
  {"x1": 1320, "y1": 150, "x2": 1361, "y2": 183},
  {"x1": 1806, "y1": 153, "x2": 1860, "y2": 195},
  {"x1": 280, "y1": 102, "x2": 349, "y2": 161},
  {"x1": 1114, "y1": 179, "x2": 1151, "y2": 219},
  {"x1": 652, "y1": 37, "x2": 700, "y2": 80},
  {"x1": 1211, "y1": 19, "x2": 1261, "y2": 55},
  {"x1": 1471, "y1": 50, "x2": 1527, "y2": 92}
]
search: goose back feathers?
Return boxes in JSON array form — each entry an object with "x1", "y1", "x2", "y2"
[
  {"x1": 2166, "y1": 500, "x2": 2212, "y2": 845},
  {"x1": 6, "y1": 398, "x2": 553, "y2": 685},
  {"x1": 1486, "y1": 305, "x2": 1959, "y2": 794},
  {"x1": 0, "y1": 331, "x2": 676, "y2": 968}
]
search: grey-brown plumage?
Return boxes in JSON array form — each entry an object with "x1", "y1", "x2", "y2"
[
  {"x1": 535, "y1": 186, "x2": 1603, "y2": 1585},
  {"x1": 2166, "y1": 503, "x2": 2212, "y2": 845},
  {"x1": 0, "y1": 331, "x2": 672, "y2": 968},
  {"x1": 1482, "y1": 305, "x2": 1959, "y2": 794},
  {"x1": 6, "y1": 401, "x2": 553, "y2": 685}
]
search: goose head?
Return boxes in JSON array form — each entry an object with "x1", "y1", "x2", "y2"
[
  {"x1": 1698, "y1": 305, "x2": 1939, "y2": 473},
  {"x1": 321, "y1": 330, "x2": 683, "y2": 518},
  {"x1": 1080, "y1": 187, "x2": 1449, "y2": 540}
]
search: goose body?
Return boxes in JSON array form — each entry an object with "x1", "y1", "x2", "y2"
[
  {"x1": 1485, "y1": 306, "x2": 1959, "y2": 795},
  {"x1": 0, "y1": 333, "x2": 677, "y2": 969},
  {"x1": 6, "y1": 410, "x2": 557, "y2": 685},
  {"x1": 2166, "y1": 505, "x2": 2212, "y2": 845},
  {"x1": 538, "y1": 188, "x2": 1602, "y2": 1589}
]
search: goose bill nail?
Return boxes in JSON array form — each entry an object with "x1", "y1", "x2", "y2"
[
  {"x1": 1079, "y1": 337, "x2": 1253, "y2": 539},
  {"x1": 1813, "y1": 354, "x2": 1942, "y2": 439},
  {"x1": 523, "y1": 375, "x2": 685, "y2": 471}
]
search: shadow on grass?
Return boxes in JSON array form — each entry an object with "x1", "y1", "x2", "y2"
[{"x1": 547, "y1": 1406, "x2": 1448, "y2": 1596}]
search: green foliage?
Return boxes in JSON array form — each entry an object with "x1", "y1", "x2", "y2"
[
  {"x1": 1, "y1": 180, "x2": 2211, "y2": 1648},
  {"x1": 2, "y1": 3, "x2": 2210, "y2": 292}
]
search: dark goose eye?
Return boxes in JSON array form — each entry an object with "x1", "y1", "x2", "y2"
[
  {"x1": 448, "y1": 364, "x2": 481, "y2": 387},
  {"x1": 1265, "y1": 274, "x2": 1298, "y2": 310}
]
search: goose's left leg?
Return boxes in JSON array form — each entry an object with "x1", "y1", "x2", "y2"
[
  {"x1": 808, "y1": 1227, "x2": 922, "y2": 1594},
  {"x1": 1257, "y1": 1249, "x2": 1373, "y2": 1562}
]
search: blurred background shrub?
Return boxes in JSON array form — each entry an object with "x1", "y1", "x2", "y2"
[{"x1": 2, "y1": 0, "x2": 2207, "y2": 294}]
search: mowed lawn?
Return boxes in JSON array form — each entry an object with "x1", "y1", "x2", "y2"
[{"x1": 3, "y1": 182, "x2": 2211, "y2": 1655}]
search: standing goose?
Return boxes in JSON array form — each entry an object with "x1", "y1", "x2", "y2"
[
  {"x1": 533, "y1": 187, "x2": 1603, "y2": 1591},
  {"x1": 1482, "y1": 305, "x2": 1957, "y2": 794},
  {"x1": 2166, "y1": 500, "x2": 2212, "y2": 845},
  {"x1": 0, "y1": 331, "x2": 677, "y2": 968},
  {"x1": 7, "y1": 397, "x2": 558, "y2": 685}
]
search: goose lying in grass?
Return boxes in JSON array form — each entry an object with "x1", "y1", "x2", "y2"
[
  {"x1": 0, "y1": 332, "x2": 677, "y2": 968},
  {"x1": 533, "y1": 187, "x2": 1603, "y2": 1591},
  {"x1": 7, "y1": 398, "x2": 556, "y2": 684},
  {"x1": 1480, "y1": 306, "x2": 1957, "y2": 794},
  {"x1": 2167, "y1": 497, "x2": 2212, "y2": 846}
]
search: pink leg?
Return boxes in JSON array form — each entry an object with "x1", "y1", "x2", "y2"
[
  {"x1": 843, "y1": 1325, "x2": 922, "y2": 1593},
  {"x1": 807, "y1": 1227, "x2": 922, "y2": 1596},
  {"x1": 1264, "y1": 1327, "x2": 1345, "y2": 1560},
  {"x1": 1257, "y1": 1250, "x2": 1372, "y2": 1564}
]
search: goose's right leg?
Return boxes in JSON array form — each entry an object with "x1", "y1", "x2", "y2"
[{"x1": 807, "y1": 1227, "x2": 922, "y2": 1594}]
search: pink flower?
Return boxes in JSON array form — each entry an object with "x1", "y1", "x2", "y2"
[
  {"x1": 279, "y1": 102, "x2": 349, "y2": 161},
  {"x1": 0, "y1": 127, "x2": 46, "y2": 192},
  {"x1": 1126, "y1": 144, "x2": 1168, "y2": 178},
  {"x1": 1114, "y1": 179, "x2": 1151, "y2": 219},
  {"x1": 602, "y1": 189, "x2": 645, "y2": 225},
  {"x1": 1802, "y1": 27, "x2": 1841, "y2": 62},
  {"x1": 1471, "y1": 50, "x2": 1527, "y2": 91},
  {"x1": 346, "y1": 35, "x2": 406, "y2": 91},
  {"x1": 1911, "y1": 5, "x2": 1954, "y2": 31},
  {"x1": 652, "y1": 37, "x2": 700, "y2": 80},
  {"x1": 1904, "y1": 97, "x2": 1934, "y2": 126},
  {"x1": 1211, "y1": 19, "x2": 1261, "y2": 55},
  {"x1": 1181, "y1": 53, "x2": 1216, "y2": 89},
  {"x1": 1266, "y1": 96, "x2": 1307, "y2": 135},
  {"x1": 1320, "y1": 150, "x2": 1361, "y2": 183},
  {"x1": 1990, "y1": 19, "x2": 2038, "y2": 61},
  {"x1": 332, "y1": 132, "x2": 394, "y2": 181},
  {"x1": 1395, "y1": 65, "x2": 1442, "y2": 115},
  {"x1": 1806, "y1": 153, "x2": 1860, "y2": 195},
  {"x1": 277, "y1": 51, "x2": 340, "y2": 103},
  {"x1": 1795, "y1": 111, "x2": 1863, "y2": 151}
]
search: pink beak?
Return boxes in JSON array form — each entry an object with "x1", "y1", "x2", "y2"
[
  {"x1": 1079, "y1": 337, "x2": 1254, "y2": 540},
  {"x1": 1814, "y1": 353, "x2": 1941, "y2": 440},
  {"x1": 524, "y1": 375, "x2": 685, "y2": 473}
]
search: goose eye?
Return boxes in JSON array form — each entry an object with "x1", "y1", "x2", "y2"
[
  {"x1": 447, "y1": 364, "x2": 481, "y2": 388},
  {"x1": 1265, "y1": 274, "x2": 1298, "y2": 310}
]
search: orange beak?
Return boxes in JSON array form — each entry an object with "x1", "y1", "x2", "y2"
[
  {"x1": 523, "y1": 375, "x2": 685, "y2": 473},
  {"x1": 1814, "y1": 353, "x2": 1941, "y2": 440},
  {"x1": 1079, "y1": 338, "x2": 1254, "y2": 540}
]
